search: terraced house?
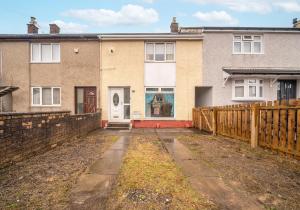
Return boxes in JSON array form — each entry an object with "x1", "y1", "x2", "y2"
[
  {"x1": 0, "y1": 17, "x2": 203, "y2": 128},
  {"x1": 1, "y1": 17, "x2": 300, "y2": 128},
  {"x1": 0, "y1": 17, "x2": 100, "y2": 115},
  {"x1": 190, "y1": 18, "x2": 300, "y2": 107}
]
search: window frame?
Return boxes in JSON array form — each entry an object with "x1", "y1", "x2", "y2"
[
  {"x1": 145, "y1": 87, "x2": 176, "y2": 119},
  {"x1": 31, "y1": 43, "x2": 61, "y2": 63},
  {"x1": 232, "y1": 79, "x2": 264, "y2": 101},
  {"x1": 31, "y1": 87, "x2": 61, "y2": 107},
  {"x1": 232, "y1": 35, "x2": 263, "y2": 55},
  {"x1": 145, "y1": 42, "x2": 176, "y2": 62}
]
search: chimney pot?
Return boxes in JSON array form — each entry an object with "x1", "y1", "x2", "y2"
[
  {"x1": 49, "y1": 23, "x2": 60, "y2": 34},
  {"x1": 27, "y1": 17, "x2": 39, "y2": 34},
  {"x1": 293, "y1": 18, "x2": 300, "y2": 28},
  {"x1": 170, "y1": 17, "x2": 179, "y2": 33},
  {"x1": 293, "y1": 18, "x2": 298, "y2": 24}
]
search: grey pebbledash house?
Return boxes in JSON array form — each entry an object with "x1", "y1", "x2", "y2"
[{"x1": 184, "y1": 19, "x2": 300, "y2": 107}]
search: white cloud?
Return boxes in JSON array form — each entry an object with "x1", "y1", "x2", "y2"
[
  {"x1": 274, "y1": 1, "x2": 300, "y2": 12},
  {"x1": 194, "y1": 11, "x2": 239, "y2": 25},
  {"x1": 51, "y1": 20, "x2": 88, "y2": 33},
  {"x1": 63, "y1": 4, "x2": 159, "y2": 26},
  {"x1": 190, "y1": 0, "x2": 272, "y2": 14},
  {"x1": 143, "y1": 0, "x2": 155, "y2": 3}
]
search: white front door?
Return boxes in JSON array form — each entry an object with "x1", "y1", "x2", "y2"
[{"x1": 110, "y1": 88, "x2": 124, "y2": 121}]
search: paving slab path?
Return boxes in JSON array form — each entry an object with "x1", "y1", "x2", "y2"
[
  {"x1": 69, "y1": 136, "x2": 130, "y2": 210},
  {"x1": 162, "y1": 138, "x2": 263, "y2": 210}
]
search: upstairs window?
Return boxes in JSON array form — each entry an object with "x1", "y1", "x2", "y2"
[
  {"x1": 145, "y1": 42, "x2": 175, "y2": 62},
  {"x1": 232, "y1": 79, "x2": 263, "y2": 101},
  {"x1": 233, "y1": 35, "x2": 263, "y2": 54},
  {"x1": 31, "y1": 43, "x2": 60, "y2": 63}
]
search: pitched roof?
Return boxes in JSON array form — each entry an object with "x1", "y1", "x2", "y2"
[
  {"x1": 180, "y1": 26, "x2": 300, "y2": 33},
  {"x1": 0, "y1": 34, "x2": 100, "y2": 41}
]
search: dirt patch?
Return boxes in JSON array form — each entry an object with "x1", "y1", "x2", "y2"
[
  {"x1": 0, "y1": 130, "x2": 118, "y2": 210},
  {"x1": 106, "y1": 136, "x2": 215, "y2": 210},
  {"x1": 178, "y1": 133, "x2": 300, "y2": 210}
]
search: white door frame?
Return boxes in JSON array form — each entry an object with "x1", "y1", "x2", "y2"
[{"x1": 108, "y1": 87, "x2": 130, "y2": 122}]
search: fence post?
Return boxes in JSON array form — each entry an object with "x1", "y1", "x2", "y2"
[
  {"x1": 251, "y1": 104, "x2": 259, "y2": 148},
  {"x1": 212, "y1": 108, "x2": 217, "y2": 136},
  {"x1": 198, "y1": 108, "x2": 202, "y2": 131}
]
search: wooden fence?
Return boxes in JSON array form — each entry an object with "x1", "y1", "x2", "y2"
[{"x1": 192, "y1": 100, "x2": 300, "y2": 158}]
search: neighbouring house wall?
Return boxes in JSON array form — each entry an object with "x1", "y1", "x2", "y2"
[
  {"x1": 195, "y1": 87, "x2": 212, "y2": 107},
  {"x1": 0, "y1": 111, "x2": 100, "y2": 169},
  {"x1": 176, "y1": 40, "x2": 202, "y2": 120},
  {"x1": 0, "y1": 42, "x2": 30, "y2": 112},
  {"x1": 0, "y1": 40, "x2": 100, "y2": 114},
  {"x1": 100, "y1": 40, "x2": 145, "y2": 121},
  {"x1": 0, "y1": 93, "x2": 12, "y2": 112},
  {"x1": 203, "y1": 32, "x2": 300, "y2": 106},
  {"x1": 30, "y1": 40, "x2": 100, "y2": 114}
]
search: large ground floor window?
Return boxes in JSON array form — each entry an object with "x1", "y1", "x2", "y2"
[
  {"x1": 145, "y1": 87, "x2": 174, "y2": 118},
  {"x1": 232, "y1": 79, "x2": 263, "y2": 101},
  {"x1": 31, "y1": 87, "x2": 61, "y2": 106}
]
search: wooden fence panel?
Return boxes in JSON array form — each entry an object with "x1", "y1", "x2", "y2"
[
  {"x1": 272, "y1": 106, "x2": 279, "y2": 150},
  {"x1": 193, "y1": 99, "x2": 300, "y2": 159}
]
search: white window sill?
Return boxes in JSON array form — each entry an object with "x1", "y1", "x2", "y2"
[
  {"x1": 232, "y1": 98, "x2": 265, "y2": 102},
  {"x1": 232, "y1": 53, "x2": 264, "y2": 55},
  {"x1": 144, "y1": 117, "x2": 176, "y2": 120},
  {"x1": 144, "y1": 61, "x2": 176, "y2": 63},
  {"x1": 30, "y1": 61, "x2": 61, "y2": 64},
  {"x1": 31, "y1": 105, "x2": 61, "y2": 107}
]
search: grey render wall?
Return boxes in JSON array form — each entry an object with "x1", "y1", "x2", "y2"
[{"x1": 202, "y1": 32, "x2": 300, "y2": 106}]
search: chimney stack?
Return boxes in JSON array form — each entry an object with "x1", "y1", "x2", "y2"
[
  {"x1": 293, "y1": 18, "x2": 300, "y2": 28},
  {"x1": 170, "y1": 17, "x2": 179, "y2": 33},
  {"x1": 27, "y1": 17, "x2": 39, "y2": 34},
  {"x1": 49, "y1": 23, "x2": 60, "y2": 34}
]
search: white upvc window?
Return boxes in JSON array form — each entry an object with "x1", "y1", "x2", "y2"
[
  {"x1": 232, "y1": 79, "x2": 264, "y2": 101},
  {"x1": 145, "y1": 42, "x2": 175, "y2": 62},
  {"x1": 31, "y1": 43, "x2": 60, "y2": 63},
  {"x1": 145, "y1": 87, "x2": 175, "y2": 118},
  {"x1": 233, "y1": 35, "x2": 263, "y2": 54},
  {"x1": 31, "y1": 87, "x2": 61, "y2": 106}
]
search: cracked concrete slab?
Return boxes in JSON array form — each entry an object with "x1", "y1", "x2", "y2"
[
  {"x1": 70, "y1": 136, "x2": 129, "y2": 210},
  {"x1": 163, "y1": 138, "x2": 263, "y2": 210}
]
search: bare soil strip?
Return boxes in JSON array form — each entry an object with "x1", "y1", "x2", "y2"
[
  {"x1": 0, "y1": 130, "x2": 118, "y2": 210},
  {"x1": 106, "y1": 135, "x2": 215, "y2": 210},
  {"x1": 178, "y1": 133, "x2": 300, "y2": 210}
]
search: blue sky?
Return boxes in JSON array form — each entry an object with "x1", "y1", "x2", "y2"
[{"x1": 0, "y1": 0, "x2": 300, "y2": 34}]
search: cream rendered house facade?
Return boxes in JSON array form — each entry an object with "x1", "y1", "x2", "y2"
[{"x1": 99, "y1": 34, "x2": 203, "y2": 127}]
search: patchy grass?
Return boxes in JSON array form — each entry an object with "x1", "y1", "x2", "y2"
[
  {"x1": 106, "y1": 136, "x2": 214, "y2": 210},
  {"x1": 0, "y1": 131, "x2": 118, "y2": 210},
  {"x1": 178, "y1": 133, "x2": 300, "y2": 210}
]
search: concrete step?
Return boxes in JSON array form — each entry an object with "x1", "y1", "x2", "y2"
[
  {"x1": 106, "y1": 127, "x2": 130, "y2": 130},
  {"x1": 106, "y1": 122, "x2": 130, "y2": 130}
]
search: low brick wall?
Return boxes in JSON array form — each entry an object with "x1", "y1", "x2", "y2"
[{"x1": 0, "y1": 111, "x2": 101, "y2": 169}]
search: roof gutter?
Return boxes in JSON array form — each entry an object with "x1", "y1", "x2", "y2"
[
  {"x1": 98, "y1": 34, "x2": 204, "y2": 41},
  {"x1": 203, "y1": 29, "x2": 300, "y2": 34}
]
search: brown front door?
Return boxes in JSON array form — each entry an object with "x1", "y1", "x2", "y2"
[{"x1": 75, "y1": 87, "x2": 97, "y2": 114}]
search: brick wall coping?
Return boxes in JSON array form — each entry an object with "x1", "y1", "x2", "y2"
[{"x1": 0, "y1": 111, "x2": 71, "y2": 117}]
